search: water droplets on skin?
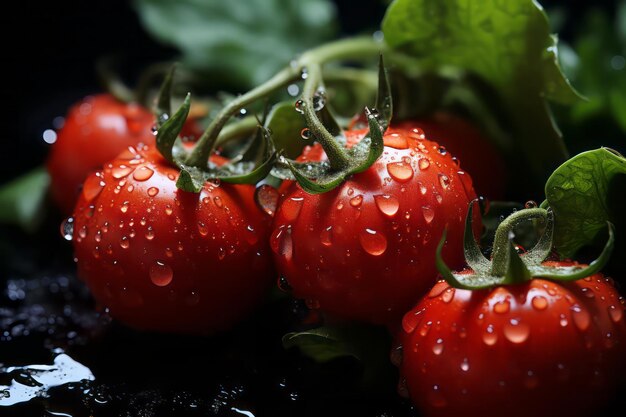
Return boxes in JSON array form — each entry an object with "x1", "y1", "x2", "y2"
[
  {"x1": 147, "y1": 187, "x2": 159, "y2": 197},
  {"x1": 422, "y1": 206, "x2": 435, "y2": 224},
  {"x1": 559, "y1": 313, "x2": 569, "y2": 327},
  {"x1": 82, "y1": 173, "x2": 105, "y2": 201},
  {"x1": 120, "y1": 236, "x2": 130, "y2": 249},
  {"x1": 112, "y1": 165, "x2": 134, "y2": 179},
  {"x1": 438, "y1": 173, "x2": 450, "y2": 190},
  {"x1": 386, "y1": 162, "x2": 414, "y2": 182},
  {"x1": 359, "y1": 228, "x2": 387, "y2": 256},
  {"x1": 214, "y1": 196, "x2": 223, "y2": 208},
  {"x1": 460, "y1": 358, "x2": 470, "y2": 372},
  {"x1": 441, "y1": 288, "x2": 455, "y2": 303},
  {"x1": 120, "y1": 201, "x2": 130, "y2": 213},
  {"x1": 145, "y1": 227, "x2": 155, "y2": 240},
  {"x1": 531, "y1": 295, "x2": 548, "y2": 310},
  {"x1": 608, "y1": 305, "x2": 623, "y2": 323},
  {"x1": 493, "y1": 300, "x2": 510, "y2": 314},
  {"x1": 133, "y1": 166, "x2": 154, "y2": 181},
  {"x1": 428, "y1": 281, "x2": 448, "y2": 298},
  {"x1": 483, "y1": 324, "x2": 497, "y2": 346},
  {"x1": 419, "y1": 321, "x2": 432, "y2": 337},
  {"x1": 418, "y1": 158, "x2": 430, "y2": 170},
  {"x1": 349, "y1": 195, "x2": 363, "y2": 208},
  {"x1": 384, "y1": 133, "x2": 408, "y2": 150},
  {"x1": 197, "y1": 221, "x2": 209, "y2": 237},
  {"x1": 281, "y1": 197, "x2": 303, "y2": 221},
  {"x1": 165, "y1": 205, "x2": 173, "y2": 216},
  {"x1": 571, "y1": 305, "x2": 591, "y2": 331},
  {"x1": 313, "y1": 90, "x2": 326, "y2": 111},
  {"x1": 294, "y1": 99, "x2": 305, "y2": 114},
  {"x1": 300, "y1": 128, "x2": 312, "y2": 140},
  {"x1": 60, "y1": 217, "x2": 74, "y2": 241},
  {"x1": 255, "y1": 185, "x2": 279, "y2": 216},
  {"x1": 504, "y1": 319, "x2": 530, "y2": 344},
  {"x1": 320, "y1": 226, "x2": 333, "y2": 247},
  {"x1": 271, "y1": 226, "x2": 293, "y2": 261},
  {"x1": 150, "y1": 261, "x2": 173, "y2": 286},
  {"x1": 374, "y1": 194, "x2": 399, "y2": 217},
  {"x1": 402, "y1": 310, "x2": 422, "y2": 334},
  {"x1": 277, "y1": 276, "x2": 292, "y2": 292},
  {"x1": 432, "y1": 338, "x2": 444, "y2": 355}
]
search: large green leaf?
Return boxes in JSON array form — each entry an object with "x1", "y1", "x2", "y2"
[
  {"x1": 134, "y1": 0, "x2": 337, "y2": 89},
  {"x1": 382, "y1": 0, "x2": 582, "y2": 194},
  {"x1": 0, "y1": 168, "x2": 50, "y2": 232},
  {"x1": 545, "y1": 148, "x2": 626, "y2": 258}
]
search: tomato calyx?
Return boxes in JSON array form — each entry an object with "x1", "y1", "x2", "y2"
[
  {"x1": 436, "y1": 200, "x2": 615, "y2": 290},
  {"x1": 153, "y1": 67, "x2": 277, "y2": 192}
]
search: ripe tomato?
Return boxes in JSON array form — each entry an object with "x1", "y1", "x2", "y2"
[
  {"x1": 271, "y1": 125, "x2": 479, "y2": 325},
  {"x1": 396, "y1": 113, "x2": 506, "y2": 200},
  {"x1": 47, "y1": 94, "x2": 156, "y2": 214},
  {"x1": 397, "y1": 266, "x2": 626, "y2": 417},
  {"x1": 69, "y1": 144, "x2": 274, "y2": 334}
]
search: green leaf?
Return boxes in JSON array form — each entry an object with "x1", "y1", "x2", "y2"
[
  {"x1": 0, "y1": 168, "x2": 50, "y2": 232},
  {"x1": 382, "y1": 0, "x2": 581, "y2": 194},
  {"x1": 134, "y1": 0, "x2": 337, "y2": 89},
  {"x1": 264, "y1": 101, "x2": 308, "y2": 159},
  {"x1": 157, "y1": 93, "x2": 191, "y2": 164},
  {"x1": 283, "y1": 327, "x2": 359, "y2": 363},
  {"x1": 545, "y1": 148, "x2": 626, "y2": 258}
]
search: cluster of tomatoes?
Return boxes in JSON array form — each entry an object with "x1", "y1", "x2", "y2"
[{"x1": 46, "y1": 93, "x2": 625, "y2": 417}]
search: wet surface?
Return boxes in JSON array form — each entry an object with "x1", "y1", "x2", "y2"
[{"x1": 0, "y1": 219, "x2": 416, "y2": 417}]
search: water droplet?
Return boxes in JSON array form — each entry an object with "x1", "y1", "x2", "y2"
[
  {"x1": 277, "y1": 275, "x2": 292, "y2": 292},
  {"x1": 143, "y1": 226, "x2": 154, "y2": 241},
  {"x1": 359, "y1": 228, "x2": 387, "y2": 256},
  {"x1": 313, "y1": 90, "x2": 326, "y2": 111},
  {"x1": 483, "y1": 324, "x2": 497, "y2": 346},
  {"x1": 419, "y1": 321, "x2": 432, "y2": 337},
  {"x1": 422, "y1": 206, "x2": 435, "y2": 224},
  {"x1": 559, "y1": 313, "x2": 568, "y2": 327},
  {"x1": 494, "y1": 300, "x2": 510, "y2": 314},
  {"x1": 428, "y1": 281, "x2": 448, "y2": 298},
  {"x1": 320, "y1": 226, "x2": 333, "y2": 247},
  {"x1": 460, "y1": 358, "x2": 470, "y2": 372},
  {"x1": 336, "y1": 201, "x2": 344, "y2": 210},
  {"x1": 432, "y1": 338, "x2": 444, "y2": 355},
  {"x1": 438, "y1": 173, "x2": 450, "y2": 190},
  {"x1": 385, "y1": 134, "x2": 408, "y2": 149},
  {"x1": 349, "y1": 195, "x2": 363, "y2": 207},
  {"x1": 255, "y1": 185, "x2": 279, "y2": 216},
  {"x1": 165, "y1": 205, "x2": 173, "y2": 216},
  {"x1": 133, "y1": 166, "x2": 154, "y2": 181},
  {"x1": 571, "y1": 305, "x2": 591, "y2": 331},
  {"x1": 213, "y1": 196, "x2": 223, "y2": 208},
  {"x1": 300, "y1": 128, "x2": 312, "y2": 140},
  {"x1": 504, "y1": 319, "x2": 530, "y2": 343},
  {"x1": 524, "y1": 200, "x2": 538, "y2": 209},
  {"x1": 294, "y1": 99, "x2": 305, "y2": 114},
  {"x1": 418, "y1": 158, "x2": 430, "y2": 170},
  {"x1": 374, "y1": 194, "x2": 399, "y2": 217},
  {"x1": 118, "y1": 236, "x2": 129, "y2": 249},
  {"x1": 112, "y1": 165, "x2": 134, "y2": 179},
  {"x1": 147, "y1": 187, "x2": 159, "y2": 197},
  {"x1": 78, "y1": 225, "x2": 87, "y2": 239},
  {"x1": 281, "y1": 197, "x2": 303, "y2": 221},
  {"x1": 271, "y1": 226, "x2": 293, "y2": 261},
  {"x1": 441, "y1": 288, "x2": 455, "y2": 303},
  {"x1": 60, "y1": 217, "x2": 74, "y2": 240},
  {"x1": 402, "y1": 310, "x2": 422, "y2": 334},
  {"x1": 82, "y1": 174, "x2": 105, "y2": 201},
  {"x1": 608, "y1": 305, "x2": 623, "y2": 323},
  {"x1": 197, "y1": 221, "x2": 209, "y2": 237},
  {"x1": 387, "y1": 162, "x2": 414, "y2": 182},
  {"x1": 120, "y1": 201, "x2": 130, "y2": 213},
  {"x1": 531, "y1": 296, "x2": 548, "y2": 310},
  {"x1": 419, "y1": 183, "x2": 428, "y2": 195},
  {"x1": 149, "y1": 261, "x2": 173, "y2": 286}
]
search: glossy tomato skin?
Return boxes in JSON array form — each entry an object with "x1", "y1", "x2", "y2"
[
  {"x1": 71, "y1": 144, "x2": 274, "y2": 334},
  {"x1": 47, "y1": 94, "x2": 157, "y2": 214},
  {"x1": 398, "y1": 265, "x2": 626, "y2": 417},
  {"x1": 396, "y1": 114, "x2": 506, "y2": 200},
  {"x1": 271, "y1": 126, "x2": 479, "y2": 325}
]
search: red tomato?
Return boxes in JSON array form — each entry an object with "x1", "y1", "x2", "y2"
[
  {"x1": 271, "y1": 125, "x2": 479, "y2": 325},
  {"x1": 397, "y1": 265, "x2": 626, "y2": 417},
  {"x1": 47, "y1": 94, "x2": 156, "y2": 214},
  {"x1": 397, "y1": 113, "x2": 506, "y2": 199},
  {"x1": 69, "y1": 144, "x2": 274, "y2": 334}
]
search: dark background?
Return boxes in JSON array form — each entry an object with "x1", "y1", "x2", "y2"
[{"x1": 4, "y1": 0, "x2": 617, "y2": 183}]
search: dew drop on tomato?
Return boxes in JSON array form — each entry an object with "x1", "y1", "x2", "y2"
[
  {"x1": 432, "y1": 338, "x2": 444, "y2": 355},
  {"x1": 504, "y1": 319, "x2": 530, "y2": 344},
  {"x1": 608, "y1": 305, "x2": 623, "y2": 323},
  {"x1": 441, "y1": 288, "x2": 455, "y2": 303},
  {"x1": 428, "y1": 281, "x2": 448, "y2": 298},
  {"x1": 531, "y1": 295, "x2": 548, "y2": 310},
  {"x1": 60, "y1": 217, "x2": 75, "y2": 241},
  {"x1": 145, "y1": 227, "x2": 155, "y2": 240},
  {"x1": 320, "y1": 226, "x2": 333, "y2": 247},
  {"x1": 133, "y1": 166, "x2": 154, "y2": 181},
  {"x1": 112, "y1": 165, "x2": 134, "y2": 179},
  {"x1": 482, "y1": 324, "x2": 498, "y2": 346},
  {"x1": 438, "y1": 173, "x2": 450, "y2": 190},
  {"x1": 387, "y1": 162, "x2": 414, "y2": 182},
  {"x1": 422, "y1": 206, "x2": 435, "y2": 224},
  {"x1": 460, "y1": 358, "x2": 470, "y2": 372},
  {"x1": 281, "y1": 197, "x2": 303, "y2": 221},
  {"x1": 374, "y1": 194, "x2": 399, "y2": 217},
  {"x1": 147, "y1": 187, "x2": 159, "y2": 197},
  {"x1": 571, "y1": 305, "x2": 591, "y2": 331},
  {"x1": 197, "y1": 221, "x2": 209, "y2": 237},
  {"x1": 419, "y1": 321, "x2": 432, "y2": 337},
  {"x1": 493, "y1": 300, "x2": 510, "y2": 314},
  {"x1": 359, "y1": 228, "x2": 387, "y2": 256},
  {"x1": 149, "y1": 261, "x2": 173, "y2": 287},
  {"x1": 119, "y1": 236, "x2": 130, "y2": 249},
  {"x1": 418, "y1": 158, "x2": 430, "y2": 170},
  {"x1": 254, "y1": 185, "x2": 279, "y2": 216},
  {"x1": 349, "y1": 195, "x2": 363, "y2": 208},
  {"x1": 384, "y1": 133, "x2": 408, "y2": 149},
  {"x1": 82, "y1": 174, "x2": 105, "y2": 201}
]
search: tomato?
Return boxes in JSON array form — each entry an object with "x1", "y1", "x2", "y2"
[
  {"x1": 69, "y1": 144, "x2": 274, "y2": 334},
  {"x1": 270, "y1": 125, "x2": 479, "y2": 325},
  {"x1": 46, "y1": 94, "x2": 204, "y2": 215},
  {"x1": 397, "y1": 266, "x2": 626, "y2": 417}
]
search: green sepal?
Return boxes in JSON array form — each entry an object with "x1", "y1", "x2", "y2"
[
  {"x1": 502, "y1": 240, "x2": 532, "y2": 285},
  {"x1": 155, "y1": 64, "x2": 176, "y2": 128},
  {"x1": 529, "y1": 222, "x2": 615, "y2": 281},
  {"x1": 375, "y1": 54, "x2": 392, "y2": 130},
  {"x1": 176, "y1": 165, "x2": 205, "y2": 193},
  {"x1": 521, "y1": 209, "x2": 554, "y2": 266},
  {"x1": 316, "y1": 102, "x2": 342, "y2": 138},
  {"x1": 157, "y1": 93, "x2": 191, "y2": 164},
  {"x1": 350, "y1": 108, "x2": 385, "y2": 173},
  {"x1": 463, "y1": 199, "x2": 490, "y2": 273},
  {"x1": 271, "y1": 159, "x2": 329, "y2": 181},
  {"x1": 286, "y1": 160, "x2": 346, "y2": 194}
]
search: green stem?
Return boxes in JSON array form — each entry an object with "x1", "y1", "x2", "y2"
[
  {"x1": 215, "y1": 116, "x2": 258, "y2": 147},
  {"x1": 301, "y1": 63, "x2": 350, "y2": 170},
  {"x1": 185, "y1": 36, "x2": 385, "y2": 168},
  {"x1": 490, "y1": 208, "x2": 548, "y2": 276}
]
